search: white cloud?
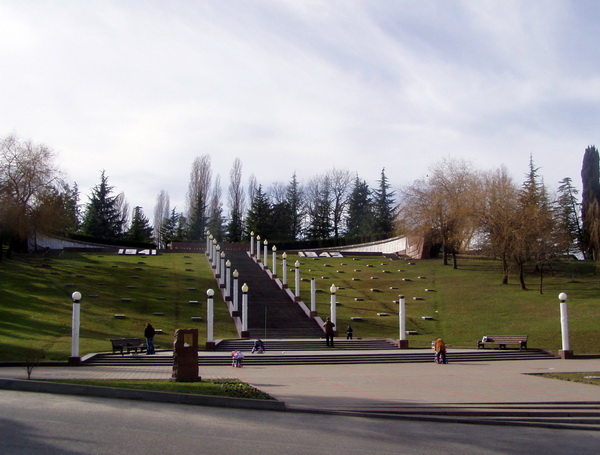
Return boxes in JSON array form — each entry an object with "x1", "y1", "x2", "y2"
[{"x1": 0, "y1": 0, "x2": 598, "y2": 218}]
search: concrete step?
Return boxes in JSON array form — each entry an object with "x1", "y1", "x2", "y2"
[{"x1": 84, "y1": 347, "x2": 555, "y2": 367}]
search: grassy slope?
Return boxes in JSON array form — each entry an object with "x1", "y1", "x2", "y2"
[
  {"x1": 0, "y1": 251, "x2": 598, "y2": 361},
  {"x1": 0, "y1": 251, "x2": 237, "y2": 361},
  {"x1": 292, "y1": 254, "x2": 599, "y2": 353}
]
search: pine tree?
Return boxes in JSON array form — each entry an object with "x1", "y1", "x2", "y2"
[
  {"x1": 372, "y1": 168, "x2": 396, "y2": 237},
  {"x1": 556, "y1": 177, "x2": 584, "y2": 257},
  {"x1": 81, "y1": 171, "x2": 123, "y2": 240},
  {"x1": 245, "y1": 185, "x2": 272, "y2": 238},
  {"x1": 126, "y1": 206, "x2": 154, "y2": 244},
  {"x1": 345, "y1": 176, "x2": 373, "y2": 240}
]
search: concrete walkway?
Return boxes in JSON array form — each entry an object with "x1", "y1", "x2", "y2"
[{"x1": 1, "y1": 350, "x2": 600, "y2": 415}]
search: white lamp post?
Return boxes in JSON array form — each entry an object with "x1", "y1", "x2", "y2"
[
  {"x1": 263, "y1": 239, "x2": 268, "y2": 268},
  {"x1": 310, "y1": 277, "x2": 317, "y2": 316},
  {"x1": 330, "y1": 284, "x2": 337, "y2": 329},
  {"x1": 69, "y1": 291, "x2": 82, "y2": 365},
  {"x1": 399, "y1": 294, "x2": 408, "y2": 348},
  {"x1": 225, "y1": 260, "x2": 231, "y2": 297},
  {"x1": 241, "y1": 283, "x2": 249, "y2": 337},
  {"x1": 294, "y1": 260, "x2": 300, "y2": 300},
  {"x1": 272, "y1": 245, "x2": 277, "y2": 277},
  {"x1": 207, "y1": 289, "x2": 214, "y2": 346},
  {"x1": 205, "y1": 231, "x2": 211, "y2": 256},
  {"x1": 219, "y1": 251, "x2": 225, "y2": 285},
  {"x1": 282, "y1": 252, "x2": 288, "y2": 287},
  {"x1": 215, "y1": 245, "x2": 221, "y2": 277},
  {"x1": 232, "y1": 269, "x2": 239, "y2": 315},
  {"x1": 256, "y1": 235, "x2": 261, "y2": 262},
  {"x1": 250, "y1": 231, "x2": 255, "y2": 256},
  {"x1": 558, "y1": 292, "x2": 573, "y2": 359}
]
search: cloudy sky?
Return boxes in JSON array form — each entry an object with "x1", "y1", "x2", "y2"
[{"x1": 1, "y1": 0, "x2": 599, "y2": 217}]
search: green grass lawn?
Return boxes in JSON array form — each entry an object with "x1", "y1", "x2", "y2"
[
  {"x1": 1, "y1": 250, "x2": 599, "y2": 361},
  {"x1": 0, "y1": 251, "x2": 237, "y2": 361},
  {"x1": 289, "y1": 254, "x2": 599, "y2": 353}
]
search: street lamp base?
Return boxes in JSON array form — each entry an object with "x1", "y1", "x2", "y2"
[
  {"x1": 205, "y1": 341, "x2": 216, "y2": 351},
  {"x1": 68, "y1": 356, "x2": 81, "y2": 366},
  {"x1": 398, "y1": 339, "x2": 409, "y2": 349},
  {"x1": 559, "y1": 350, "x2": 574, "y2": 359},
  {"x1": 241, "y1": 330, "x2": 250, "y2": 338}
]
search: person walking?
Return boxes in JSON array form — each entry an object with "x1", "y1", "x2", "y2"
[
  {"x1": 324, "y1": 317, "x2": 335, "y2": 347},
  {"x1": 144, "y1": 323, "x2": 156, "y2": 355},
  {"x1": 346, "y1": 325, "x2": 353, "y2": 340},
  {"x1": 433, "y1": 337, "x2": 447, "y2": 364}
]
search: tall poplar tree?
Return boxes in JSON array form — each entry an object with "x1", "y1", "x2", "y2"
[
  {"x1": 581, "y1": 145, "x2": 600, "y2": 260},
  {"x1": 372, "y1": 168, "x2": 396, "y2": 237}
]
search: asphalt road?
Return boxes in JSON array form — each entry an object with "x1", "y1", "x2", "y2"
[{"x1": 1, "y1": 390, "x2": 599, "y2": 455}]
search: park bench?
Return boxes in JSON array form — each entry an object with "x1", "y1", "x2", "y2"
[
  {"x1": 110, "y1": 338, "x2": 147, "y2": 355},
  {"x1": 477, "y1": 335, "x2": 528, "y2": 350}
]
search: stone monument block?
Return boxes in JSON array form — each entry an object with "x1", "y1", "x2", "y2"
[{"x1": 171, "y1": 328, "x2": 200, "y2": 382}]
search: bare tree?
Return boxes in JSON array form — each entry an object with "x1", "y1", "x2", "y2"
[
  {"x1": 401, "y1": 158, "x2": 479, "y2": 268},
  {"x1": 304, "y1": 173, "x2": 333, "y2": 240},
  {"x1": 0, "y1": 134, "x2": 62, "y2": 255},
  {"x1": 153, "y1": 190, "x2": 170, "y2": 248},
  {"x1": 227, "y1": 158, "x2": 245, "y2": 242},
  {"x1": 114, "y1": 192, "x2": 130, "y2": 236},
  {"x1": 479, "y1": 166, "x2": 519, "y2": 284},
  {"x1": 186, "y1": 155, "x2": 212, "y2": 241},
  {"x1": 207, "y1": 174, "x2": 224, "y2": 239},
  {"x1": 328, "y1": 168, "x2": 352, "y2": 240},
  {"x1": 247, "y1": 174, "x2": 257, "y2": 210}
]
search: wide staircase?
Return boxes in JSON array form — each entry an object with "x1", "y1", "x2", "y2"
[{"x1": 225, "y1": 250, "x2": 323, "y2": 339}]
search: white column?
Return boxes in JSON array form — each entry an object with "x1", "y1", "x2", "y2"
[
  {"x1": 207, "y1": 289, "x2": 214, "y2": 343},
  {"x1": 233, "y1": 270, "x2": 239, "y2": 313},
  {"x1": 256, "y1": 235, "x2": 261, "y2": 262},
  {"x1": 311, "y1": 278, "x2": 316, "y2": 314},
  {"x1": 211, "y1": 239, "x2": 217, "y2": 268},
  {"x1": 70, "y1": 291, "x2": 82, "y2": 361},
  {"x1": 206, "y1": 231, "x2": 211, "y2": 256},
  {"x1": 225, "y1": 260, "x2": 231, "y2": 297},
  {"x1": 559, "y1": 293, "x2": 570, "y2": 354},
  {"x1": 282, "y1": 252, "x2": 288, "y2": 287},
  {"x1": 272, "y1": 246, "x2": 277, "y2": 277},
  {"x1": 242, "y1": 283, "x2": 249, "y2": 335},
  {"x1": 399, "y1": 294, "x2": 407, "y2": 348},
  {"x1": 294, "y1": 260, "x2": 300, "y2": 299},
  {"x1": 330, "y1": 284, "x2": 337, "y2": 328},
  {"x1": 220, "y1": 251, "x2": 225, "y2": 284},
  {"x1": 215, "y1": 245, "x2": 221, "y2": 276},
  {"x1": 250, "y1": 231, "x2": 255, "y2": 256},
  {"x1": 263, "y1": 240, "x2": 268, "y2": 268}
]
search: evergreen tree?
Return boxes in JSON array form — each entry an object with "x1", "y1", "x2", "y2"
[
  {"x1": 160, "y1": 208, "x2": 181, "y2": 247},
  {"x1": 345, "y1": 176, "x2": 373, "y2": 239},
  {"x1": 581, "y1": 145, "x2": 600, "y2": 260},
  {"x1": 372, "y1": 168, "x2": 396, "y2": 237},
  {"x1": 245, "y1": 185, "x2": 273, "y2": 238},
  {"x1": 81, "y1": 171, "x2": 123, "y2": 240},
  {"x1": 126, "y1": 206, "x2": 154, "y2": 244},
  {"x1": 556, "y1": 177, "x2": 584, "y2": 257},
  {"x1": 286, "y1": 173, "x2": 304, "y2": 240}
]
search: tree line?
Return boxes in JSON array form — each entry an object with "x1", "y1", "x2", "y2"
[{"x1": 2, "y1": 133, "x2": 599, "y2": 290}]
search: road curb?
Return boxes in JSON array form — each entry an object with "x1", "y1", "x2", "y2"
[{"x1": 0, "y1": 378, "x2": 286, "y2": 412}]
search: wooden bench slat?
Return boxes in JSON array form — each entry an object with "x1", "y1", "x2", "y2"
[{"x1": 110, "y1": 338, "x2": 147, "y2": 355}]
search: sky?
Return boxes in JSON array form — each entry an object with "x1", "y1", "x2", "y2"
[{"x1": 1, "y1": 0, "x2": 599, "y2": 219}]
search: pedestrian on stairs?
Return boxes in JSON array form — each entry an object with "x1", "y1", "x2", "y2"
[
  {"x1": 346, "y1": 325, "x2": 353, "y2": 340},
  {"x1": 324, "y1": 317, "x2": 335, "y2": 347},
  {"x1": 144, "y1": 323, "x2": 156, "y2": 355}
]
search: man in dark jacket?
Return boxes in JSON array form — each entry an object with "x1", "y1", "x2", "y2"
[
  {"x1": 144, "y1": 323, "x2": 156, "y2": 354},
  {"x1": 324, "y1": 317, "x2": 335, "y2": 347}
]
